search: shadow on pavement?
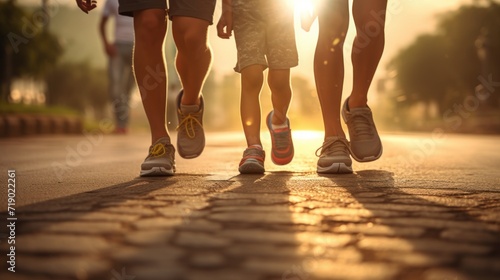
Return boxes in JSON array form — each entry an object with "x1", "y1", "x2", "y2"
[{"x1": 321, "y1": 169, "x2": 500, "y2": 280}]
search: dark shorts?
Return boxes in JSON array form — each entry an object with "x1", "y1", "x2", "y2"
[{"x1": 119, "y1": 0, "x2": 216, "y2": 24}]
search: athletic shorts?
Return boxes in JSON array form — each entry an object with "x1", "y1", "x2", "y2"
[
  {"x1": 233, "y1": 0, "x2": 298, "y2": 73},
  {"x1": 118, "y1": 0, "x2": 216, "y2": 24}
]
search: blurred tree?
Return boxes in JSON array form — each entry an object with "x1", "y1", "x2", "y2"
[
  {"x1": 388, "y1": 1, "x2": 500, "y2": 119},
  {"x1": 291, "y1": 75, "x2": 319, "y2": 115},
  {"x1": 45, "y1": 62, "x2": 108, "y2": 119},
  {"x1": 0, "y1": 0, "x2": 63, "y2": 103}
]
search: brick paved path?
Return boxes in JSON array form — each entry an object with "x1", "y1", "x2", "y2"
[{"x1": 0, "y1": 133, "x2": 499, "y2": 280}]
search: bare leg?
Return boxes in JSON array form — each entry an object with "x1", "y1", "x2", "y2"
[
  {"x1": 240, "y1": 65, "x2": 265, "y2": 147},
  {"x1": 172, "y1": 17, "x2": 212, "y2": 106},
  {"x1": 314, "y1": 0, "x2": 349, "y2": 139},
  {"x1": 133, "y1": 9, "x2": 168, "y2": 144},
  {"x1": 267, "y1": 69, "x2": 292, "y2": 125},
  {"x1": 349, "y1": 0, "x2": 387, "y2": 109}
]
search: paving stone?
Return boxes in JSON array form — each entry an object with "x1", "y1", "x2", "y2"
[
  {"x1": 375, "y1": 251, "x2": 455, "y2": 266},
  {"x1": 315, "y1": 246, "x2": 363, "y2": 263},
  {"x1": 361, "y1": 203, "x2": 450, "y2": 212},
  {"x1": 226, "y1": 244, "x2": 300, "y2": 258},
  {"x1": 354, "y1": 192, "x2": 384, "y2": 198},
  {"x1": 177, "y1": 219, "x2": 222, "y2": 232},
  {"x1": 186, "y1": 270, "x2": 261, "y2": 280},
  {"x1": 422, "y1": 268, "x2": 469, "y2": 280},
  {"x1": 148, "y1": 185, "x2": 213, "y2": 196},
  {"x1": 154, "y1": 195, "x2": 203, "y2": 202},
  {"x1": 102, "y1": 206, "x2": 157, "y2": 216},
  {"x1": 243, "y1": 258, "x2": 300, "y2": 276},
  {"x1": 333, "y1": 223, "x2": 425, "y2": 237},
  {"x1": 17, "y1": 234, "x2": 111, "y2": 254},
  {"x1": 189, "y1": 252, "x2": 226, "y2": 268},
  {"x1": 461, "y1": 256, "x2": 500, "y2": 272},
  {"x1": 128, "y1": 264, "x2": 185, "y2": 280},
  {"x1": 0, "y1": 272, "x2": 54, "y2": 280},
  {"x1": 395, "y1": 195, "x2": 480, "y2": 208},
  {"x1": 296, "y1": 233, "x2": 352, "y2": 248},
  {"x1": 17, "y1": 255, "x2": 111, "y2": 279},
  {"x1": 309, "y1": 261, "x2": 400, "y2": 280},
  {"x1": 211, "y1": 205, "x2": 295, "y2": 213},
  {"x1": 219, "y1": 229, "x2": 298, "y2": 245},
  {"x1": 353, "y1": 198, "x2": 387, "y2": 203},
  {"x1": 295, "y1": 201, "x2": 341, "y2": 209},
  {"x1": 175, "y1": 232, "x2": 231, "y2": 248},
  {"x1": 358, "y1": 237, "x2": 491, "y2": 255},
  {"x1": 133, "y1": 217, "x2": 183, "y2": 229},
  {"x1": 310, "y1": 207, "x2": 399, "y2": 218},
  {"x1": 210, "y1": 198, "x2": 253, "y2": 206},
  {"x1": 379, "y1": 217, "x2": 500, "y2": 231},
  {"x1": 209, "y1": 211, "x2": 321, "y2": 225},
  {"x1": 20, "y1": 221, "x2": 123, "y2": 235},
  {"x1": 78, "y1": 212, "x2": 140, "y2": 222},
  {"x1": 105, "y1": 199, "x2": 169, "y2": 207},
  {"x1": 323, "y1": 215, "x2": 364, "y2": 223},
  {"x1": 212, "y1": 193, "x2": 293, "y2": 204},
  {"x1": 124, "y1": 229, "x2": 175, "y2": 246},
  {"x1": 111, "y1": 245, "x2": 184, "y2": 264},
  {"x1": 441, "y1": 229, "x2": 499, "y2": 244}
]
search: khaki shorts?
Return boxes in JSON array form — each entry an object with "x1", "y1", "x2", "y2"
[
  {"x1": 233, "y1": 0, "x2": 298, "y2": 73},
  {"x1": 119, "y1": 0, "x2": 216, "y2": 24}
]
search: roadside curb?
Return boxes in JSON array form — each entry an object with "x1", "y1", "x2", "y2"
[{"x1": 0, "y1": 114, "x2": 83, "y2": 138}]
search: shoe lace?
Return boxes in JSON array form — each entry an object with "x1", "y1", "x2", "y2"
[
  {"x1": 243, "y1": 147, "x2": 264, "y2": 158},
  {"x1": 315, "y1": 138, "x2": 350, "y2": 157},
  {"x1": 349, "y1": 114, "x2": 374, "y2": 139},
  {"x1": 176, "y1": 113, "x2": 202, "y2": 139},
  {"x1": 149, "y1": 143, "x2": 166, "y2": 157},
  {"x1": 272, "y1": 130, "x2": 291, "y2": 150}
]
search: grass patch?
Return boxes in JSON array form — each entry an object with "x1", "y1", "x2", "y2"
[{"x1": 0, "y1": 103, "x2": 81, "y2": 117}]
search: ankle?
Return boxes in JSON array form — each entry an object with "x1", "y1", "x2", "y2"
[{"x1": 348, "y1": 96, "x2": 368, "y2": 109}]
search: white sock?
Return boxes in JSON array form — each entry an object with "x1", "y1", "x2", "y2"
[
  {"x1": 271, "y1": 120, "x2": 288, "y2": 130},
  {"x1": 249, "y1": 144, "x2": 263, "y2": 150}
]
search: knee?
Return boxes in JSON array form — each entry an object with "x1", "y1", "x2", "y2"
[
  {"x1": 241, "y1": 68, "x2": 264, "y2": 92},
  {"x1": 176, "y1": 29, "x2": 209, "y2": 54},
  {"x1": 134, "y1": 11, "x2": 166, "y2": 44}
]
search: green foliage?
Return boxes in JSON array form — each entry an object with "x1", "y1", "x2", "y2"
[
  {"x1": 388, "y1": 1, "x2": 500, "y2": 120},
  {"x1": 0, "y1": 0, "x2": 63, "y2": 102},
  {"x1": 45, "y1": 62, "x2": 108, "y2": 117}
]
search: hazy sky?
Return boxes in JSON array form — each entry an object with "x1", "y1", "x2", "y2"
[
  {"x1": 208, "y1": 0, "x2": 475, "y2": 83},
  {"x1": 23, "y1": 0, "x2": 476, "y2": 83}
]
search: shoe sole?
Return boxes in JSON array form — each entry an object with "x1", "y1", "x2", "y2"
[
  {"x1": 317, "y1": 163, "x2": 353, "y2": 174},
  {"x1": 239, "y1": 159, "x2": 265, "y2": 174},
  {"x1": 178, "y1": 151, "x2": 203, "y2": 160},
  {"x1": 350, "y1": 145, "x2": 383, "y2": 163},
  {"x1": 140, "y1": 167, "x2": 175, "y2": 177}
]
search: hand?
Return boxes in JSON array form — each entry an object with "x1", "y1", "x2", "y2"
[
  {"x1": 217, "y1": 4, "x2": 233, "y2": 39},
  {"x1": 105, "y1": 43, "x2": 118, "y2": 57},
  {"x1": 76, "y1": 0, "x2": 97, "y2": 14}
]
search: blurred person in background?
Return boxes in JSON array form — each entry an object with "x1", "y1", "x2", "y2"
[{"x1": 99, "y1": 0, "x2": 135, "y2": 135}]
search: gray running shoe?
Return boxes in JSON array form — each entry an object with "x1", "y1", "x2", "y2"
[
  {"x1": 239, "y1": 146, "x2": 265, "y2": 174},
  {"x1": 140, "y1": 137, "x2": 176, "y2": 176},
  {"x1": 176, "y1": 90, "x2": 205, "y2": 159},
  {"x1": 316, "y1": 137, "x2": 353, "y2": 174},
  {"x1": 342, "y1": 98, "x2": 383, "y2": 162}
]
